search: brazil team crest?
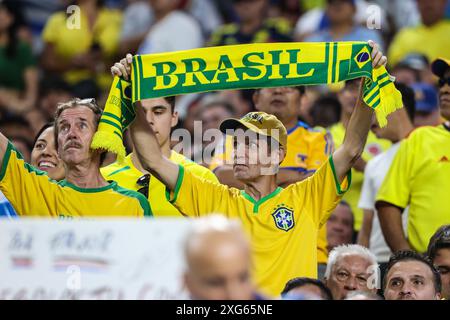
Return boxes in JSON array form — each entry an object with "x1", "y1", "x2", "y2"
[{"x1": 272, "y1": 205, "x2": 295, "y2": 232}]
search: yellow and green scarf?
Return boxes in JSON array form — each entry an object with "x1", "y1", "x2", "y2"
[{"x1": 91, "y1": 41, "x2": 403, "y2": 161}]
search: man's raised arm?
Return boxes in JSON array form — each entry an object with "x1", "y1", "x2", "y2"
[
  {"x1": 332, "y1": 41, "x2": 387, "y2": 182},
  {"x1": 111, "y1": 53, "x2": 179, "y2": 190},
  {"x1": 0, "y1": 132, "x2": 11, "y2": 172},
  {"x1": 129, "y1": 103, "x2": 179, "y2": 190}
]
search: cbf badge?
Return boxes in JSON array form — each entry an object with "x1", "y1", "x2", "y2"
[{"x1": 272, "y1": 205, "x2": 295, "y2": 232}]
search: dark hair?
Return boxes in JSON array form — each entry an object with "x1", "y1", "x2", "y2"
[
  {"x1": 39, "y1": 76, "x2": 72, "y2": 97},
  {"x1": 163, "y1": 96, "x2": 176, "y2": 113},
  {"x1": 427, "y1": 224, "x2": 450, "y2": 260},
  {"x1": 281, "y1": 277, "x2": 333, "y2": 300},
  {"x1": 0, "y1": 114, "x2": 30, "y2": 128},
  {"x1": 394, "y1": 83, "x2": 416, "y2": 122},
  {"x1": 310, "y1": 94, "x2": 341, "y2": 128},
  {"x1": 32, "y1": 123, "x2": 54, "y2": 148},
  {"x1": 383, "y1": 250, "x2": 442, "y2": 294}
]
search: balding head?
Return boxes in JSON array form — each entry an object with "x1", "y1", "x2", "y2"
[{"x1": 184, "y1": 215, "x2": 254, "y2": 300}]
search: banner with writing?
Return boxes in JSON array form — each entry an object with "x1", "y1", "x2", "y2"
[{"x1": 0, "y1": 218, "x2": 191, "y2": 300}]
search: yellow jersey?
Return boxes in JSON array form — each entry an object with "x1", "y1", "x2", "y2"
[
  {"x1": 101, "y1": 151, "x2": 218, "y2": 216},
  {"x1": 387, "y1": 20, "x2": 450, "y2": 67},
  {"x1": 0, "y1": 142, "x2": 150, "y2": 217},
  {"x1": 376, "y1": 124, "x2": 450, "y2": 253},
  {"x1": 329, "y1": 122, "x2": 391, "y2": 230},
  {"x1": 209, "y1": 121, "x2": 334, "y2": 264},
  {"x1": 42, "y1": 8, "x2": 122, "y2": 89},
  {"x1": 169, "y1": 155, "x2": 351, "y2": 297}
]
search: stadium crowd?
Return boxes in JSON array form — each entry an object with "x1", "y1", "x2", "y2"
[{"x1": 0, "y1": 0, "x2": 449, "y2": 300}]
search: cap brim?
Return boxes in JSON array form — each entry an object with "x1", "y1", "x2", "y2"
[
  {"x1": 431, "y1": 58, "x2": 450, "y2": 78},
  {"x1": 219, "y1": 118, "x2": 262, "y2": 136}
]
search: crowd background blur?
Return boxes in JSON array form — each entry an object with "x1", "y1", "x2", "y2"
[
  {"x1": 0, "y1": 0, "x2": 448, "y2": 161},
  {"x1": 0, "y1": 0, "x2": 449, "y2": 299}
]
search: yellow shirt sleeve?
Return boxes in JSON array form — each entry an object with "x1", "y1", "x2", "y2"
[
  {"x1": 166, "y1": 164, "x2": 235, "y2": 217},
  {"x1": 306, "y1": 129, "x2": 334, "y2": 172},
  {"x1": 376, "y1": 138, "x2": 413, "y2": 209},
  {"x1": 290, "y1": 155, "x2": 351, "y2": 228},
  {"x1": 42, "y1": 13, "x2": 64, "y2": 44},
  {"x1": 0, "y1": 142, "x2": 55, "y2": 216}
]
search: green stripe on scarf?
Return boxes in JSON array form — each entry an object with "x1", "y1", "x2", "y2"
[{"x1": 92, "y1": 41, "x2": 403, "y2": 159}]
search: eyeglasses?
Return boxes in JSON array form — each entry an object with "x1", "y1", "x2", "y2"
[
  {"x1": 136, "y1": 174, "x2": 150, "y2": 198},
  {"x1": 438, "y1": 77, "x2": 450, "y2": 88}
]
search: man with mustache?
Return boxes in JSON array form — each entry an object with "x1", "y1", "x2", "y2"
[
  {"x1": 376, "y1": 58, "x2": 450, "y2": 255},
  {"x1": 0, "y1": 98, "x2": 151, "y2": 217},
  {"x1": 128, "y1": 41, "x2": 387, "y2": 296}
]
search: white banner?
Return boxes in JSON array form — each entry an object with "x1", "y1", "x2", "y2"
[{"x1": 0, "y1": 218, "x2": 192, "y2": 300}]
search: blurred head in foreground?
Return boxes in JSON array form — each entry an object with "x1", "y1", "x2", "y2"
[{"x1": 183, "y1": 214, "x2": 256, "y2": 300}]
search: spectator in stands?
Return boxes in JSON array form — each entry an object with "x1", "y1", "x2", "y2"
[
  {"x1": 0, "y1": 0, "x2": 38, "y2": 114},
  {"x1": 383, "y1": 250, "x2": 442, "y2": 300},
  {"x1": 106, "y1": 54, "x2": 218, "y2": 216},
  {"x1": 391, "y1": 54, "x2": 430, "y2": 86},
  {"x1": 138, "y1": 0, "x2": 204, "y2": 55},
  {"x1": 209, "y1": 85, "x2": 333, "y2": 279},
  {"x1": 30, "y1": 123, "x2": 65, "y2": 181},
  {"x1": 0, "y1": 122, "x2": 65, "y2": 217},
  {"x1": 376, "y1": 58, "x2": 450, "y2": 255},
  {"x1": 197, "y1": 96, "x2": 236, "y2": 166},
  {"x1": 41, "y1": 0, "x2": 123, "y2": 93},
  {"x1": 411, "y1": 82, "x2": 441, "y2": 127},
  {"x1": 427, "y1": 224, "x2": 450, "y2": 300},
  {"x1": 388, "y1": 0, "x2": 450, "y2": 67},
  {"x1": 295, "y1": 0, "x2": 390, "y2": 42},
  {"x1": 358, "y1": 83, "x2": 415, "y2": 275},
  {"x1": 208, "y1": 0, "x2": 292, "y2": 46},
  {"x1": 327, "y1": 201, "x2": 354, "y2": 253},
  {"x1": 310, "y1": 94, "x2": 341, "y2": 131},
  {"x1": 183, "y1": 214, "x2": 260, "y2": 300},
  {"x1": 120, "y1": 0, "x2": 219, "y2": 56},
  {"x1": 303, "y1": 0, "x2": 384, "y2": 49},
  {"x1": 281, "y1": 277, "x2": 333, "y2": 300},
  {"x1": 324, "y1": 244, "x2": 379, "y2": 300},
  {"x1": 329, "y1": 79, "x2": 391, "y2": 233},
  {"x1": 0, "y1": 98, "x2": 150, "y2": 217}
]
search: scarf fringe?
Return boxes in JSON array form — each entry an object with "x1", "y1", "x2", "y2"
[{"x1": 91, "y1": 130, "x2": 126, "y2": 163}]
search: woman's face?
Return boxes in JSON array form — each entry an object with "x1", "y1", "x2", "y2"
[{"x1": 31, "y1": 127, "x2": 65, "y2": 181}]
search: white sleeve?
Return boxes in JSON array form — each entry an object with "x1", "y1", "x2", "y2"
[{"x1": 358, "y1": 160, "x2": 376, "y2": 210}]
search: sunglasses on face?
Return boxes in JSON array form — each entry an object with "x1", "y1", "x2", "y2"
[
  {"x1": 136, "y1": 174, "x2": 150, "y2": 198},
  {"x1": 438, "y1": 77, "x2": 450, "y2": 88}
]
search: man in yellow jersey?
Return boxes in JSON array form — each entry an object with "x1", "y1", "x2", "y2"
[
  {"x1": 209, "y1": 85, "x2": 333, "y2": 278},
  {"x1": 329, "y1": 79, "x2": 391, "y2": 232},
  {"x1": 0, "y1": 98, "x2": 150, "y2": 217},
  {"x1": 128, "y1": 41, "x2": 387, "y2": 297},
  {"x1": 376, "y1": 58, "x2": 450, "y2": 254},
  {"x1": 100, "y1": 87, "x2": 218, "y2": 216}
]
